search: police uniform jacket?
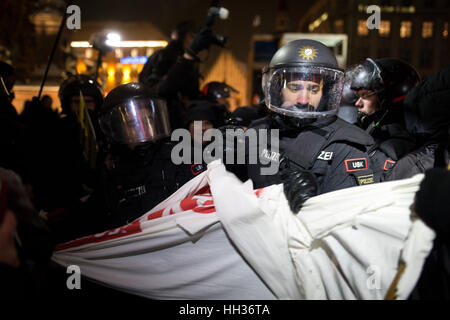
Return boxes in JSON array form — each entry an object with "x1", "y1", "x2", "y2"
[{"x1": 245, "y1": 114, "x2": 376, "y2": 194}]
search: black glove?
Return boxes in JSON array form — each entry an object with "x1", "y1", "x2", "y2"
[
  {"x1": 280, "y1": 167, "x2": 319, "y2": 214},
  {"x1": 186, "y1": 27, "x2": 213, "y2": 58}
]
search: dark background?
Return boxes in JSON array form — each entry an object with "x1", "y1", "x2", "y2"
[{"x1": 71, "y1": 0, "x2": 316, "y2": 62}]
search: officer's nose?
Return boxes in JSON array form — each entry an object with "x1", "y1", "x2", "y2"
[
  {"x1": 355, "y1": 97, "x2": 363, "y2": 108},
  {"x1": 297, "y1": 89, "x2": 310, "y2": 105}
]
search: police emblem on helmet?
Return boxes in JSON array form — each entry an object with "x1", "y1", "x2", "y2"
[{"x1": 298, "y1": 46, "x2": 318, "y2": 60}]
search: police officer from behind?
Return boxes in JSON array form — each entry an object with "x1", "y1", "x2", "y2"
[
  {"x1": 345, "y1": 58, "x2": 420, "y2": 180},
  {"x1": 246, "y1": 39, "x2": 376, "y2": 213}
]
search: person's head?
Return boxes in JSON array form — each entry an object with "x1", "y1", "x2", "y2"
[
  {"x1": 41, "y1": 95, "x2": 53, "y2": 109},
  {"x1": 346, "y1": 58, "x2": 420, "y2": 116},
  {"x1": 186, "y1": 103, "x2": 217, "y2": 145},
  {"x1": 171, "y1": 20, "x2": 197, "y2": 49},
  {"x1": 262, "y1": 39, "x2": 344, "y2": 120},
  {"x1": 0, "y1": 61, "x2": 16, "y2": 101},
  {"x1": 58, "y1": 74, "x2": 104, "y2": 116},
  {"x1": 202, "y1": 81, "x2": 239, "y2": 111},
  {"x1": 0, "y1": 61, "x2": 15, "y2": 92},
  {"x1": 98, "y1": 82, "x2": 171, "y2": 149}
]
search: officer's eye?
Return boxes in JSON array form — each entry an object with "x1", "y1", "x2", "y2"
[
  {"x1": 358, "y1": 90, "x2": 375, "y2": 99},
  {"x1": 286, "y1": 84, "x2": 303, "y2": 92},
  {"x1": 310, "y1": 85, "x2": 320, "y2": 94}
]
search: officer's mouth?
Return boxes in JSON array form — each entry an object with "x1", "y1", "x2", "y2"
[{"x1": 291, "y1": 103, "x2": 316, "y2": 112}]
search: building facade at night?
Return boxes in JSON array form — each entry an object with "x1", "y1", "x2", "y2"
[{"x1": 298, "y1": 0, "x2": 450, "y2": 77}]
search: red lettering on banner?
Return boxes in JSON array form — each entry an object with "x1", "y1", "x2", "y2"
[
  {"x1": 55, "y1": 220, "x2": 142, "y2": 251},
  {"x1": 180, "y1": 197, "x2": 198, "y2": 211},
  {"x1": 147, "y1": 208, "x2": 164, "y2": 220},
  {"x1": 196, "y1": 186, "x2": 211, "y2": 195},
  {"x1": 55, "y1": 186, "x2": 217, "y2": 251},
  {"x1": 192, "y1": 199, "x2": 215, "y2": 214}
]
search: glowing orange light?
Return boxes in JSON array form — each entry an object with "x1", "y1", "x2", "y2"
[
  {"x1": 76, "y1": 60, "x2": 87, "y2": 74},
  {"x1": 122, "y1": 66, "x2": 131, "y2": 83},
  {"x1": 107, "y1": 66, "x2": 115, "y2": 81}
]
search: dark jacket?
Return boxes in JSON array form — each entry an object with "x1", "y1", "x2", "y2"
[
  {"x1": 383, "y1": 65, "x2": 450, "y2": 181},
  {"x1": 244, "y1": 114, "x2": 376, "y2": 193},
  {"x1": 48, "y1": 139, "x2": 205, "y2": 244},
  {"x1": 139, "y1": 40, "x2": 201, "y2": 130}
]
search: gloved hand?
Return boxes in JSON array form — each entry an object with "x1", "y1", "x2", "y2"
[
  {"x1": 280, "y1": 167, "x2": 319, "y2": 214},
  {"x1": 186, "y1": 27, "x2": 213, "y2": 58}
]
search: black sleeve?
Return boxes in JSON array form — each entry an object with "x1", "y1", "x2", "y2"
[
  {"x1": 157, "y1": 56, "x2": 200, "y2": 100},
  {"x1": 414, "y1": 168, "x2": 450, "y2": 242}
]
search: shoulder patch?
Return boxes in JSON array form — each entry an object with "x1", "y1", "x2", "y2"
[
  {"x1": 383, "y1": 159, "x2": 396, "y2": 171},
  {"x1": 344, "y1": 158, "x2": 368, "y2": 172},
  {"x1": 357, "y1": 174, "x2": 375, "y2": 185}
]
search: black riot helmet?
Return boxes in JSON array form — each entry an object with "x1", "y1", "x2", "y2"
[
  {"x1": 58, "y1": 74, "x2": 104, "y2": 115},
  {"x1": 262, "y1": 39, "x2": 345, "y2": 119},
  {"x1": 346, "y1": 58, "x2": 420, "y2": 109},
  {"x1": 202, "y1": 81, "x2": 239, "y2": 102},
  {"x1": 337, "y1": 81, "x2": 359, "y2": 124},
  {"x1": 98, "y1": 82, "x2": 171, "y2": 145}
]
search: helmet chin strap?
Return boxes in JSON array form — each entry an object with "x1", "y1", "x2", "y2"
[{"x1": 363, "y1": 108, "x2": 390, "y2": 135}]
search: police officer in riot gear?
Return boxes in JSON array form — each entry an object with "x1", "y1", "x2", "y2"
[
  {"x1": 48, "y1": 82, "x2": 204, "y2": 243},
  {"x1": 245, "y1": 39, "x2": 376, "y2": 213},
  {"x1": 21, "y1": 75, "x2": 105, "y2": 212},
  {"x1": 345, "y1": 58, "x2": 420, "y2": 180},
  {"x1": 97, "y1": 82, "x2": 205, "y2": 228}
]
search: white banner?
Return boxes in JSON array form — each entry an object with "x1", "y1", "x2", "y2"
[{"x1": 53, "y1": 160, "x2": 435, "y2": 300}]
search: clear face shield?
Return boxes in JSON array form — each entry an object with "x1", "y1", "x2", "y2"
[
  {"x1": 99, "y1": 97, "x2": 171, "y2": 145},
  {"x1": 263, "y1": 65, "x2": 344, "y2": 118}
]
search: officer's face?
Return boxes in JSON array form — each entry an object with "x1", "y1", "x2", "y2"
[
  {"x1": 355, "y1": 90, "x2": 380, "y2": 115},
  {"x1": 282, "y1": 79, "x2": 323, "y2": 108}
]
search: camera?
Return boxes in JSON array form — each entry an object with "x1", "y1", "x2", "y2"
[{"x1": 205, "y1": 3, "x2": 229, "y2": 48}]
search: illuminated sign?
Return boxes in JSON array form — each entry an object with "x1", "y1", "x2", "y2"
[
  {"x1": 120, "y1": 56, "x2": 148, "y2": 64},
  {"x1": 358, "y1": 5, "x2": 415, "y2": 14},
  {"x1": 70, "y1": 40, "x2": 168, "y2": 48}
]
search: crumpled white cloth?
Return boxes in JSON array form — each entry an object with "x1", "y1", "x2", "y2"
[
  {"x1": 207, "y1": 160, "x2": 435, "y2": 300},
  {"x1": 52, "y1": 160, "x2": 435, "y2": 300}
]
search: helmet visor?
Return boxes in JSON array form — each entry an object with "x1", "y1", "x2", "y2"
[
  {"x1": 100, "y1": 97, "x2": 171, "y2": 144},
  {"x1": 263, "y1": 66, "x2": 344, "y2": 118}
]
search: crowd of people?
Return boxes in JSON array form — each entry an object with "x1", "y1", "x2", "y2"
[{"x1": 1, "y1": 19, "x2": 450, "y2": 300}]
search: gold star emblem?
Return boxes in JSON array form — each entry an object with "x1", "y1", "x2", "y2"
[{"x1": 298, "y1": 46, "x2": 318, "y2": 61}]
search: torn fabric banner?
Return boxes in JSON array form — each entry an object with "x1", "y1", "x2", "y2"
[{"x1": 52, "y1": 160, "x2": 435, "y2": 300}]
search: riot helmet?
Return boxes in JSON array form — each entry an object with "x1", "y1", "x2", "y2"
[
  {"x1": 202, "y1": 81, "x2": 238, "y2": 101},
  {"x1": 58, "y1": 75, "x2": 104, "y2": 115},
  {"x1": 98, "y1": 82, "x2": 171, "y2": 145},
  {"x1": 262, "y1": 39, "x2": 344, "y2": 119},
  {"x1": 346, "y1": 58, "x2": 420, "y2": 110}
]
